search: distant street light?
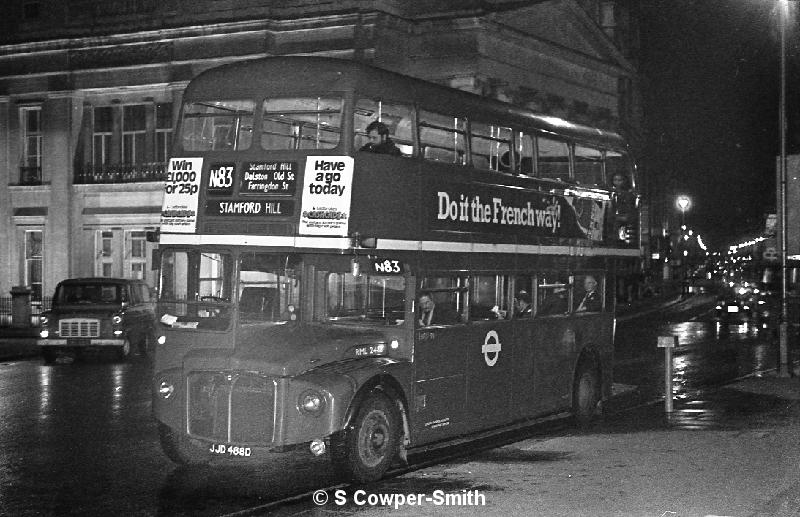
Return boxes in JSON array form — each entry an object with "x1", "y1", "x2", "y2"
[
  {"x1": 675, "y1": 195, "x2": 692, "y2": 296},
  {"x1": 676, "y1": 195, "x2": 691, "y2": 228}
]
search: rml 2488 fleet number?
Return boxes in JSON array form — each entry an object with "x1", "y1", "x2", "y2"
[{"x1": 209, "y1": 444, "x2": 252, "y2": 457}]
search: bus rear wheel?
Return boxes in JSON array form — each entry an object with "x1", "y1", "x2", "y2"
[
  {"x1": 158, "y1": 423, "x2": 211, "y2": 466},
  {"x1": 332, "y1": 392, "x2": 400, "y2": 483},
  {"x1": 573, "y1": 361, "x2": 601, "y2": 426}
]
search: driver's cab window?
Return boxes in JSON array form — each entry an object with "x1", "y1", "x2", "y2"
[
  {"x1": 238, "y1": 253, "x2": 300, "y2": 324},
  {"x1": 157, "y1": 250, "x2": 233, "y2": 330},
  {"x1": 325, "y1": 271, "x2": 406, "y2": 325}
]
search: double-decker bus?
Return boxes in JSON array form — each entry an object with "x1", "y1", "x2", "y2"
[{"x1": 152, "y1": 56, "x2": 641, "y2": 482}]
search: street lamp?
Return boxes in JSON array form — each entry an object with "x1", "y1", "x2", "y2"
[
  {"x1": 675, "y1": 195, "x2": 692, "y2": 296},
  {"x1": 778, "y1": 0, "x2": 790, "y2": 377},
  {"x1": 676, "y1": 195, "x2": 691, "y2": 226}
]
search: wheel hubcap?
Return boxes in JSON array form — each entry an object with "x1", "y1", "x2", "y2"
[{"x1": 358, "y1": 410, "x2": 390, "y2": 468}]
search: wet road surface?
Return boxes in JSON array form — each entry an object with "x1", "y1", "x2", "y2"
[{"x1": 0, "y1": 295, "x2": 796, "y2": 516}]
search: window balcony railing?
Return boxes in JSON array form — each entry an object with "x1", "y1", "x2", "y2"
[
  {"x1": 18, "y1": 167, "x2": 42, "y2": 185},
  {"x1": 75, "y1": 162, "x2": 167, "y2": 184}
]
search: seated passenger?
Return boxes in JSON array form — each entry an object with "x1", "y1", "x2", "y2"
[
  {"x1": 513, "y1": 290, "x2": 533, "y2": 318},
  {"x1": 539, "y1": 287, "x2": 568, "y2": 316},
  {"x1": 575, "y1": 275, "x2": 602, "y2": 313},
  {"x1": 610, "y1": 172, "x2": 636, "y2": 223},
  {"x1": 417, "y1": 291, "x2": 460, "y2": 326},
  {"x1": 360, "y1": 121, "x2": 401, "y2": 156}
]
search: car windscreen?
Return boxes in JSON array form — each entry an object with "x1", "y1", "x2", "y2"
[{"x1": 56, "y1": 284, "x2": 121, "y2": 304}]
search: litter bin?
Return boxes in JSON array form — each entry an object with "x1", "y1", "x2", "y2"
[{"x1": 10, "y1": 286, "x2": 32, "y2": 328}]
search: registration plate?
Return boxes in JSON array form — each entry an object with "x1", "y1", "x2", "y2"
[
  {"x1": 209, "y1": 443, "x2": 252, "y2": 457},
  {"x1": 67, "y1": 338, "x2": 91, "y2": 346},
  {"x1": 727, "y1": 306, "x2": 739, "y2": 313}
]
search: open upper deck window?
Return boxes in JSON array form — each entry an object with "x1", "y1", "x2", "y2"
[
  {"x1": 261, "y1": 97, "x2": 342, "y2": 150},
  {"x1": 470, "y1": 123, "x2": 512, "y2": 172},
  {"x1": 419, "y1": 111, "x2": 467, "y2": 165},
  {"x1": 354, "y1": 99, "x2": 414, "y2": 157},
  {"x1": 180, "y1": 100, "x2": 254, "y2": 151}
]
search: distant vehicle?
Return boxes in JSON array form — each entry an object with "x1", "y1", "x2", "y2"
[
  {"x1": 36, "y1": 277, "x2": 155, "y2": 363},
  {"x1": 714, "y1": 288, "x2": 753, "y2": 323}
]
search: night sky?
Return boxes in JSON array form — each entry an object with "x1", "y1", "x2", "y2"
[{"x1": 639, "y1": 0, "x2": 795, "y2": 249}]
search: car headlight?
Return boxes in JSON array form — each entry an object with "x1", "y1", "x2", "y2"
[
  {"x1": 40, "y1": 315, "x2": 49, "y2": 326},
  {"x1": 298, "y1": 390, "x2": 326, "y2": 416},
  {"x1": 112, "y1": 314, "x2": 123, "y2": 325}
]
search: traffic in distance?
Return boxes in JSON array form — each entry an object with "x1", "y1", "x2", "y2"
[{"x1": 150, "y1": 56, "x2": 642, "y2": 482}]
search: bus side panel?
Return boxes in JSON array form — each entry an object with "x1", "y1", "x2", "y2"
[
  {"x1": 410, "y1": 326, "x2": 470, "y2": 444},
  {"x1": 462, "y1": 321, "x2": 514, "y2": 432},
  {"x1": 523, "y1": 318, "x2": 578, "y2": 414}
]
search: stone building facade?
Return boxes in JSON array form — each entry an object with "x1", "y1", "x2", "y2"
[{"x1": 0, "y1": 0, "x2": 641, "y2": 300}]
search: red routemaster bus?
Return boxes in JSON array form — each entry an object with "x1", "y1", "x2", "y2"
[{"x1": 152, "y1": 56, "x2": 641, "y2": 482}]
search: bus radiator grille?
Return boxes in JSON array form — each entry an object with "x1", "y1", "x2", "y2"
[{"x1": 187, "y1": 371, "x2": 275, "y2": 444}]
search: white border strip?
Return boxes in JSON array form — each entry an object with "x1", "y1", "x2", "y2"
[{"x1": 160, "y1": 233, "x2": 640, "y2": 257}]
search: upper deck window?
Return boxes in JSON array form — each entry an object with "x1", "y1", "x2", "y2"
[
  {"x1": 537, "y1": 136, "x2": 570, "y2": 182},
  {"x1": 605, "y1": 150, "x2": 635, "y2": 189},
  {"x1": 355, "y1": 99, "x2": 414, "y2": 157},
  {"x1": 515, "y1": 132, "x2": 536, "y2": 176},
  {"x1": 261, "y1": 97, "x2": 342, "y2": 150},
  {"x1": 574, "y1": 144, "x2": 604, "y2": 187},
  {"x1": 470, "y1": 123, "x2": 512, "y2": 172},
  {"x1": 181, "y1": 100, "x2": 254, "y2": 151},
  {"x1": 419, "y1": 111, "x2": 467, "y2": 165}
]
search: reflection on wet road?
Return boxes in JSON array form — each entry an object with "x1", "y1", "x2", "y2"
[{"x1": 0, "y1": 296, "x2": 796, "y2": 516}]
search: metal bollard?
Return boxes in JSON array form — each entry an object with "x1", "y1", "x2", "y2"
[{"x1": 657, "y1": 335, "x2": 678, "y2": 412}]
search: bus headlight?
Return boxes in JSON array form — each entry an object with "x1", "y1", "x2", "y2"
[
  {"x1": 298, "y1": 390, "x2": 325, "y2": 416},
  {"x1": 158, "y1": 381, "x2": 175, "y2": 399}
]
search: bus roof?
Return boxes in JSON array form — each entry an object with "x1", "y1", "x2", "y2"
[{"x1": 184, "y1": 56, "x2": 628, "y2": 153}]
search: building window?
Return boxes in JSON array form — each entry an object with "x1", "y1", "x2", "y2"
[
  {"x1": 96, "y1": 230, "x2": 114, "y2": 277},
  {"x1": 20, "y1": 106, "x2": 42, "y2": 185},
  {"x1": 126, "y1": 230, "x2": 148, "y2": 280},
  {"x1": 600, "y1": 1, "x2": 616, "y2": 39},
  {"x1": 156, "y1": 103, "x2": 173, "y2": 163},
  {"x1": 93, "y1": 107, "x2": 113, "y2": 167},
  {"x1": 25, "y1": 230, "x2": 43, "y2": 300},
  {"x1": 123, "y1": 105, "x2": 147, "y2": 165}
]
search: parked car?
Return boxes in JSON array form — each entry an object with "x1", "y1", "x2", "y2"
[{"x1": 37, "y1": 278, "x2": 155, "y2": 363}]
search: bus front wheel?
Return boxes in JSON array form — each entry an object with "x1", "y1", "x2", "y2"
[
  {"x1": 573, "y1": 361, "x2": 601, "y2": 426},
  {"x1": 158, "y1": 423, "x2": 210, "y2": 466},
  {"x1": 332, "y1": 392, "x2": 400, "y2": 483}
]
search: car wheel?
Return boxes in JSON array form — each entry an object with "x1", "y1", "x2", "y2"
[
  {"x1": 573, "y1": 359, "x2": 601, "y2": 426},
  {"x1": 42, "y1": 347, "x2": 58, "y2": 365},
  {"x1": 115, "y1": 339, "x2": 131, "y2": 362},
  {"x1": 332, "y1": 391, "x2": 401, "y2": 483}
]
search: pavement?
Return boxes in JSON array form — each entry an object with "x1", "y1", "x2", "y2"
[
  {"x1": 332, "y1": 369, "x2": 800, "y2": 517},
  {"x1": 0, "y1": 326, "x2": 38, "y2": 361}
]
